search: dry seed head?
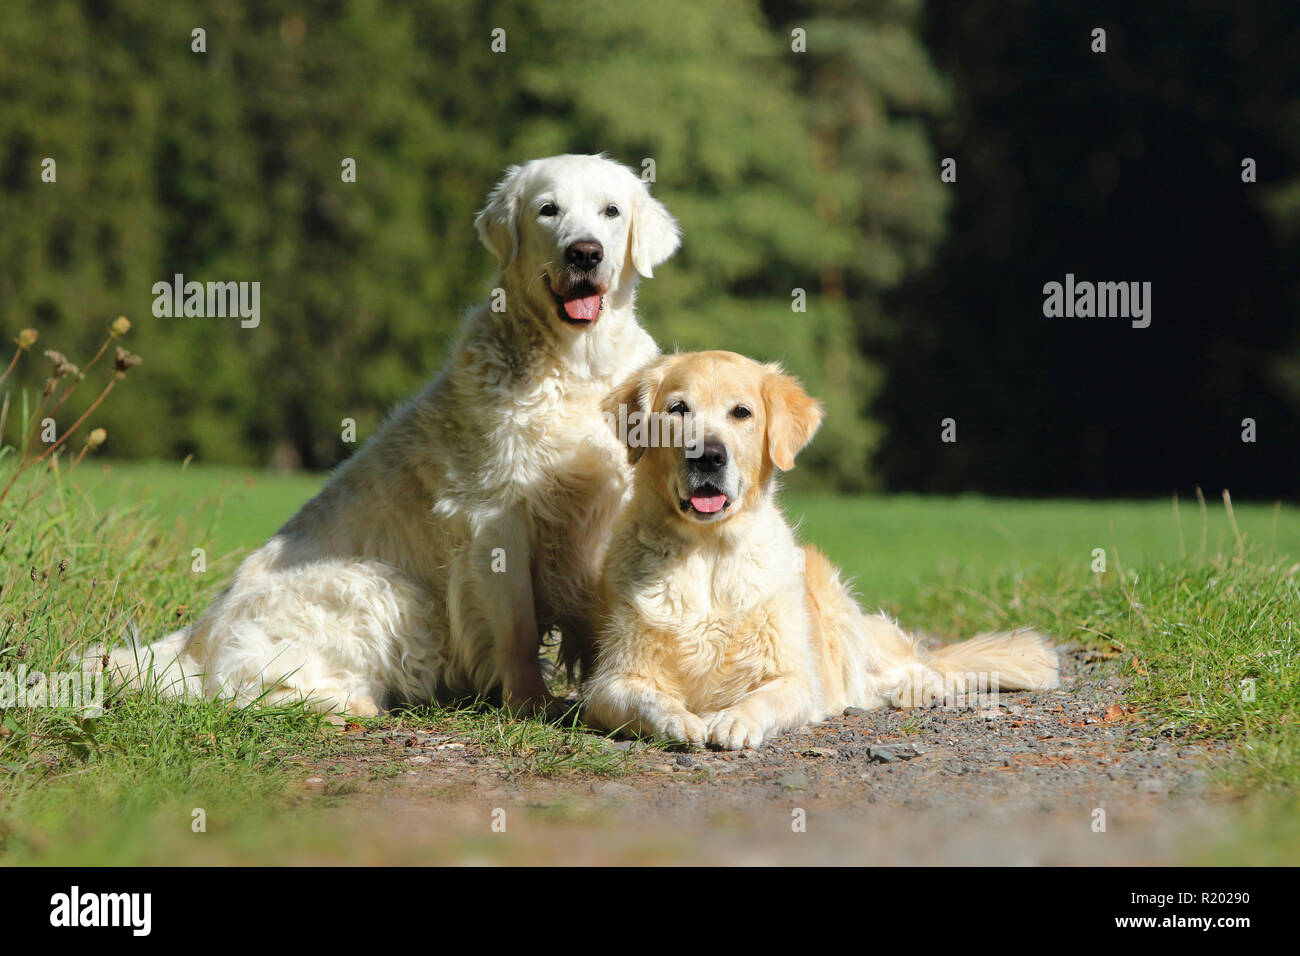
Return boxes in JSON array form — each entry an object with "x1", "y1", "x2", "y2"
[
  {"x1": 114, "y1": 347, "x2": 142, "y2": 375},
  {"x1": 15, "y1": 328, "x2": 38, "y2": 350},
  {"x1": 86, "y1": 427, "x2": 107, "y2": 449},
  {"x1": 45, "y1": 350, "x2": 80, "y2": 379},
  {"x1": 111, "y1": 316, "x2": 131, "y2": 337}
]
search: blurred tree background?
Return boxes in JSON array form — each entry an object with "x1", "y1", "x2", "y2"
[{"x1": 1, "y1": 1, "x2": 1297, "y2": 497}]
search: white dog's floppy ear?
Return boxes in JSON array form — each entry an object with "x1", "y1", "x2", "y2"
[
  {"x1": 762, "y1": 365, "x2": 824, "y2": 471},
  {"x1": 629, "y1": 187, "x2": 681, "y2": 278},
  {"x1": 602, "y1": 356, "x2": 674, "y2": 465},
  {"x1": 475, "y1": 164, "x2": 524, "y2": 267}
]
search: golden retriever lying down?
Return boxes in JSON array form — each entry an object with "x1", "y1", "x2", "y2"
[{"x1": 584, "y1": 351, "x2": 1059, "y2": 750}]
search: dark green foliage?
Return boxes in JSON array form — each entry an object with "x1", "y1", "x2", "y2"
[{"x1": 0, "y1": 0, "x2": 951, "y2": 489}]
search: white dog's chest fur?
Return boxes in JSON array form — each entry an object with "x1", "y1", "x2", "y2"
[
  {"x1": 477, "y1": 367, "x2": 639, "y2": 618},
  {"x1": 331, "y1": 311, "x2": 656, "y2": 626},
  {"x1": 467, "y1": 367, "x2": 623, "y2": 501}
]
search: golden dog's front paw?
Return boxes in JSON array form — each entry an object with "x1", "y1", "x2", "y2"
[
  {"x1": 657, "y1": 712, "x2": 708, "y2": 748},
  {"x1": 706, "y1": 710, "x2": 765, "y2": 750}
]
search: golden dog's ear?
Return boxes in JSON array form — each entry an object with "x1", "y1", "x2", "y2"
[
  {"x1": 602, "y1": 357, "x2": 674, "y2": 465},
  {"x1": 474, "y1": 164, "x2": 524, "y2": 267},
  {"x1": 763, "y1": 365, "x2": 824, "y2": 471},
  {"x1": 629, "y1": 186, "x2": 680, "y2": 278}
]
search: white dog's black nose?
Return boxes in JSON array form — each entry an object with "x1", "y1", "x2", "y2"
[
  {"x1": 691, "y1": 439, "x2": 728, "y2": 471},
  {"x1": 566, "y1": 241, "x2": 603, "y2": 270}
]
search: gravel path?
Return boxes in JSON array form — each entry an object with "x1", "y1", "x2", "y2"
[{"x1": 305, "y1": 645, "x2": 1232, "y2": 864}]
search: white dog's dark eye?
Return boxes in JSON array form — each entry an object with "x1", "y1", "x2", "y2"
[
  {"x1": 667, "y1": 400, "x2": 689, "y2": 415},
  {"x1": 539, "y1": 202, "x2": 559, "y2": 217},
  {"x1": 604, "y1": 204, "x2": 620, "y2": 218},
  {"x1": 731, "y1": 405, "x2": 752, "y2": 420}
]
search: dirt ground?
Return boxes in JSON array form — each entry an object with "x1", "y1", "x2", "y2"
[{"x1": 301, "y1": 645, "x2": 1234, "y2": 865}]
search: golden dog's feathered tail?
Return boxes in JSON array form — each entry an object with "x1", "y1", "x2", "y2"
[
  {"x1": 803, "y1": 545, "x2": 1059, "y2": 712},
  {"x1": 929, "y1": 628, "x2": 1060, "y2": 693}
]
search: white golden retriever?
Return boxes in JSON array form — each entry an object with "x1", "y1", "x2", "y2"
[
  {"x1": 107, "y1": 154, "x2": 679, "y2": 715},
  {"x1": 584, "y1": 351, "x2": 1059, "y2": 749}
]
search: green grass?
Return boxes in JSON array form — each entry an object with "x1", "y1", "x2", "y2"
[
  {"x1": 0, "y1": 697, "x2": 332, "y2": 864},
  {"x1": 785, "y1": 491, "x2": 1300, "y2": 611},
  {"x1": 2, "y1": 458, "x2": 1299, "y2": 863},
  {"x1": 0, "y1": 459, "x2": 329, "y2": 863},
  {"x1": 60, "y1": 460, "x2": 1300, "y2": 606},
  {"x1": 69, "y1": 459, "x2": 324, "y2": 558}
]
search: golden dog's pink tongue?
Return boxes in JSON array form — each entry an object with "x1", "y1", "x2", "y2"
[
  {"x1": 562, "y1": 293, "x2": 602, "y2": 321},
  {"x1": 690, "y1": 493, "x2": 727, "y2": 514}
]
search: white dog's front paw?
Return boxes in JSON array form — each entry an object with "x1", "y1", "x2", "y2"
[
  {"x1": 657, "y1": 712, "x2": 708, "y2": 748},
  {"x1": 345, "y1": 693, "x2": 382, "y2": 718},
  {"x1": 706, "y1": 709, "x2": 765, "y2": 750}
]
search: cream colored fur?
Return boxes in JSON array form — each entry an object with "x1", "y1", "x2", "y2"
[
  {"x1": 106, "y1": 155, "x2": 679, "y2": 715},
  {"x1": 584, "y1": 351, "x2": 1059, "y2": 749}
]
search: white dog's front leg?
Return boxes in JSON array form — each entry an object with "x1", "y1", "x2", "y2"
[{"x1": 481, "y1": 508, "x2": 555, "y2": 715}]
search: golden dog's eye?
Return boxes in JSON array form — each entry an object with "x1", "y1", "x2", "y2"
[
  {"x1": 604, "y1": 204, "x2": 620, "y2": 218},
  {"x1": 731, "y1": 405, "x2": 752, "y2": 420},
  {"x1": 539, "y1": 202, "x2": 559, "y2": 217},
  {"x1": 667, "y1": 400, "x2": 689, "y2": 415}
]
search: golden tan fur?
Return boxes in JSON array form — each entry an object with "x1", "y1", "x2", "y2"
[{"x1": 585, "y1": 351, "x2": 1059, "y2": 749}]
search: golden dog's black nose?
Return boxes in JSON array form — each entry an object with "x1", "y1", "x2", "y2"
[
  {"x1": 691, "y1": 438, "x2": 728, "y2": 471},
  {"x1": 566, "y1": 240, "x2": 603, "y2": 269}
]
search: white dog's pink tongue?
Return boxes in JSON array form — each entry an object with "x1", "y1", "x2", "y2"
[
  {"x1": 690, "y1": 492, "x2": 727, "y2": 514},
  {"x1": 563, "y1": 293, "x2": 602, "y2": 322}
]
